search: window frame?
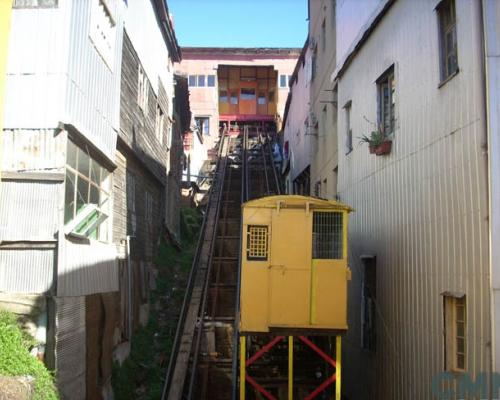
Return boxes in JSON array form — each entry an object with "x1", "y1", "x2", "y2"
[
  {"x1": 195, "y1": 116, "x2": 210, "y2": 136},
  {"x1": 246, "y1": 225, "x2": 269, "y2": 261},
  {"x1": 279, "y1": 74, "x2": 287, "y2": 88},
  {"x1": 444, "y1": 294, "x2": 467, "y2": 372},
  {"x1": 344, "y1": 101, "x2": 353, "y2": 154},
  {"x1": 89, "y1": 0, "x2": 116, "y2": 70},
  {"x1": 64, "y1": 140, "x2": 111, "y2": 242},
  {"x1": 376, "y1": 66, "x2": 395, "y2": 137},
  {"x1": 207, "y1": 75, "x2": 216, "y2": 87},
  {"x1": 137, "y1": 64, "x2": 149, "y2": 114},
  {"x1": 155, "y1": 103, "x2": 164, "y2": 145},
  {"x1": 437, "y1": 0, "x2": 459, "y2": 85},
  {"x1": 197, "y1": 75, "x2": 206, "y2": 87}
]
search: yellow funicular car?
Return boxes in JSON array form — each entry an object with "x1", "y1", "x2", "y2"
[{"x1": 239, "y1": 195, "x2": 353, "y2": 400}]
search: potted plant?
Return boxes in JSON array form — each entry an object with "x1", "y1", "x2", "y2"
[{"x1": 358, "y1": 128, "x2": 392, "y2": 156}]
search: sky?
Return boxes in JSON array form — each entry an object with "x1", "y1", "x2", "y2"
[{"x1": 168, "y1": 0, "x2": 308, "y2": 48}]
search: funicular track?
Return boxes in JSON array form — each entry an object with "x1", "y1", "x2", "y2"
[{"x1": 162, "y1": 125, "x2": 281, "y2": 399}]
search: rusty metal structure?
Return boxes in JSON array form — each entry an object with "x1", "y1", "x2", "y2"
[{"x1": 162, "y1": 123, "x2": 348, "y2": 399}]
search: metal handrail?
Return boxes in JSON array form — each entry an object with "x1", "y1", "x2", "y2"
[{"x1": 161, "y1": 132, "x2": 227, "y2": 400}]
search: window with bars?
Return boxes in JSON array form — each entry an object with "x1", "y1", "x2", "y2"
[
  {"x1": 437, "y1": 0, "x2": 458, "y2": 82},
  {"x1": 444, "y1": 295, "x2": 466, "y2": 371},
  {"x1": 247, "y1": 225, "x2": 269, "y2": 261},
  {"x1": 312, "y1": 212, "x2": 343, "y2": 259}
]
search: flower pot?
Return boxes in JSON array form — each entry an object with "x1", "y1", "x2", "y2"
[
  {"x1": 369, "y1": 145, "x2": 376, "y2": 154},
  {"x1": 375, "y1": 140, "x2": 392, "y2": 155}
]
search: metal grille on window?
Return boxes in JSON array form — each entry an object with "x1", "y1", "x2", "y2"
[
  {"x1": 247, "y1": 225, "x2": 268, "y2": 260},
  {"x1": 312, "y1": 212, "x2": 343, "y2": 259}
]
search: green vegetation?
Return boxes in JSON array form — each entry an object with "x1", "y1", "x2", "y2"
[
  {"x1": 112, "y1": 208, "x2": 202, "y2": 399},
  {"x1": 0, "y1": 311, "x2": 58, "y2": 400}
]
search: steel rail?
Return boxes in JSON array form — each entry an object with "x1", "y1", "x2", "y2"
[
  {"x1": 186, "y1": 135, "x2": 235, "y2": 398},
  {"x1": 161, "y1": 133, "x2": 227, "y2": 400},
  {"x1": 258, "y1": 132, "x2": 271, "y2": 195},
  {"x1": 231, "y1": 126, "x2": 248, "y2": 400},
  {"x1": 266, "y1": 133, "x2": 281, "y2": 195}
]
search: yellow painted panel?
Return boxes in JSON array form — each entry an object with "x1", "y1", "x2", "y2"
[
  {"x1": 240, "y1": 261, "x2": 269, "y2": 332},
  {"x1": 240, "y1": 208, "x2": 272, "y2": 333},
  {"x1": 240, "y1": 196, "x2": 352, "y2": 333},
  {"x1": 219, "y1": 102, "x2": 229, "y2": 115},
  {"x1": 268, "y1": 208, "x2": 311, "y2": 326},
  {"x1": 311, "y1": 259, "x2": 349, "y2": 329},
  {"x1": 0, "y1": 0, "x2": 12, "y2": 138},
  {"x1": 269, "y1": 267, "x2": 310, "y2": 326}
]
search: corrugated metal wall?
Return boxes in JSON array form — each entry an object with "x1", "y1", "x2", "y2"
[
  {"x1": 2, "y1": 129, "x2": 65, "y2": 172},
  {"x1": 0, "y1": 180, "x2": 60, "y2": 241},
  {"x1": 0, "y1": 249, "x2": 54, "y2": 294},
  {"x1": 334, "y1": 1, "x2": 489, "y2": 399},
  {"x1": 55, "y1": 296, "x2": 86, "y2": 400},
  {"x1": 4, "y1": 6, "x2": 70, "y2": 129},
  {"x1": 64, "y1": 0, "x2": 124, "y2": 161},
  {"x1": 57, "y1": 235, "x2": 118, "y2": 297}
]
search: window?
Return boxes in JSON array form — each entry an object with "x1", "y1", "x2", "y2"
[
  {"x1": 361, "y1": 257, "x2": 376, "y2": 351},
  {"x1": 145, "y1": 191, "x2": 153, "y2": 223},
  {"x1": 444, "y1": 295, "x2": 466, "y2": 371},
  {"x1": 377, "y1": 66, "x2": 395, "y2": 136},
  {"x1": 258, "y1": 92, "x2": 266, "y2": 105},
  {"x1": 321, "y1": 19, "x2": 326, "y2": 52},
  {"x1": 137, "y1": 65, "x2": 149, "y2": 114},
  {"x1": 219, "y1": 90, "x2": 228, "y2": 103},
  {"x1": 230, "y1": 92, "x2": 238, "y2": 105},
  {"x1": 312, "y1": 212, "x2": 343, "y2": 259},
  {"x1": 13, "y1": 0, "x2": 57, "y2": 7},
  {"x1": 126, "y1": 171, "x2": 136, "y2": 235},
  {"x1": 166, "y1": 119, "x2": 173, "y2": 150},
  {"x1": 188, "y1": 75, "x2": 197, "y2": 87},
  {"x1": 268, "y1": 90, "x2": 275, "y2": 103},
  {"x1": 344, "y1": 101, "x2": 352, "y2": 153},
  {"x1": 89, "y1": 0, "x2": 116, "y2": 69},
  {"x1": 197, "y1": 75, "x2": 205, "y2": 87},
  {"x1": 247, "y1": 225, "x2": 269, "y2": 261},
  {"x1": 207, "y1": 75, "x2": 216, "y2": 87},
  {"x1": 195, "y1": 117, "x2": 210, "y2": 136},
  {"x1": 279, "y1": 74, "x2": 287, "y2": 88},
  {"x1": 155, "y1": 104, "x2": 164, "y2": 145},
  {"x1": 64, "y1": 140, "x2": 111, "y2": 241},
  {"x1": 314, "y1": 180, "x2": 321, "y2": 197},
  {"x1": 312, "y1": 47, "x2": 318, "y2": 81},
  {"x1": 240, "y1": 88, "x2": 256, "y2": 100},
  {"x1": 332, "y1": 167, "x2": 338, "y2": 197},
  {"x1": 321, "y1": 105, "x2": 327, "y2": 136},
  {"x1": 437, "y1": 0, "x2": 458, "y2": 82}
]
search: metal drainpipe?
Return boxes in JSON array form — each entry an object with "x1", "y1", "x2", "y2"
[
  {"x1": 480, "y1": 1, "x2": 496, "y2": 398},
  {"x1": 126, "y1": 235, "x2": 133, "y2": 344}
]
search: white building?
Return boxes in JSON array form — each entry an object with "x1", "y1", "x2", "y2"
[{"x1": 333, "y1": 0, "x2": 499, "y2": 398}]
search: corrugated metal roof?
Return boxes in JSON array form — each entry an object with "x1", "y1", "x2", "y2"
[{"x1": 0, "y1": 249, "x2": 54, "y2": 294}]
